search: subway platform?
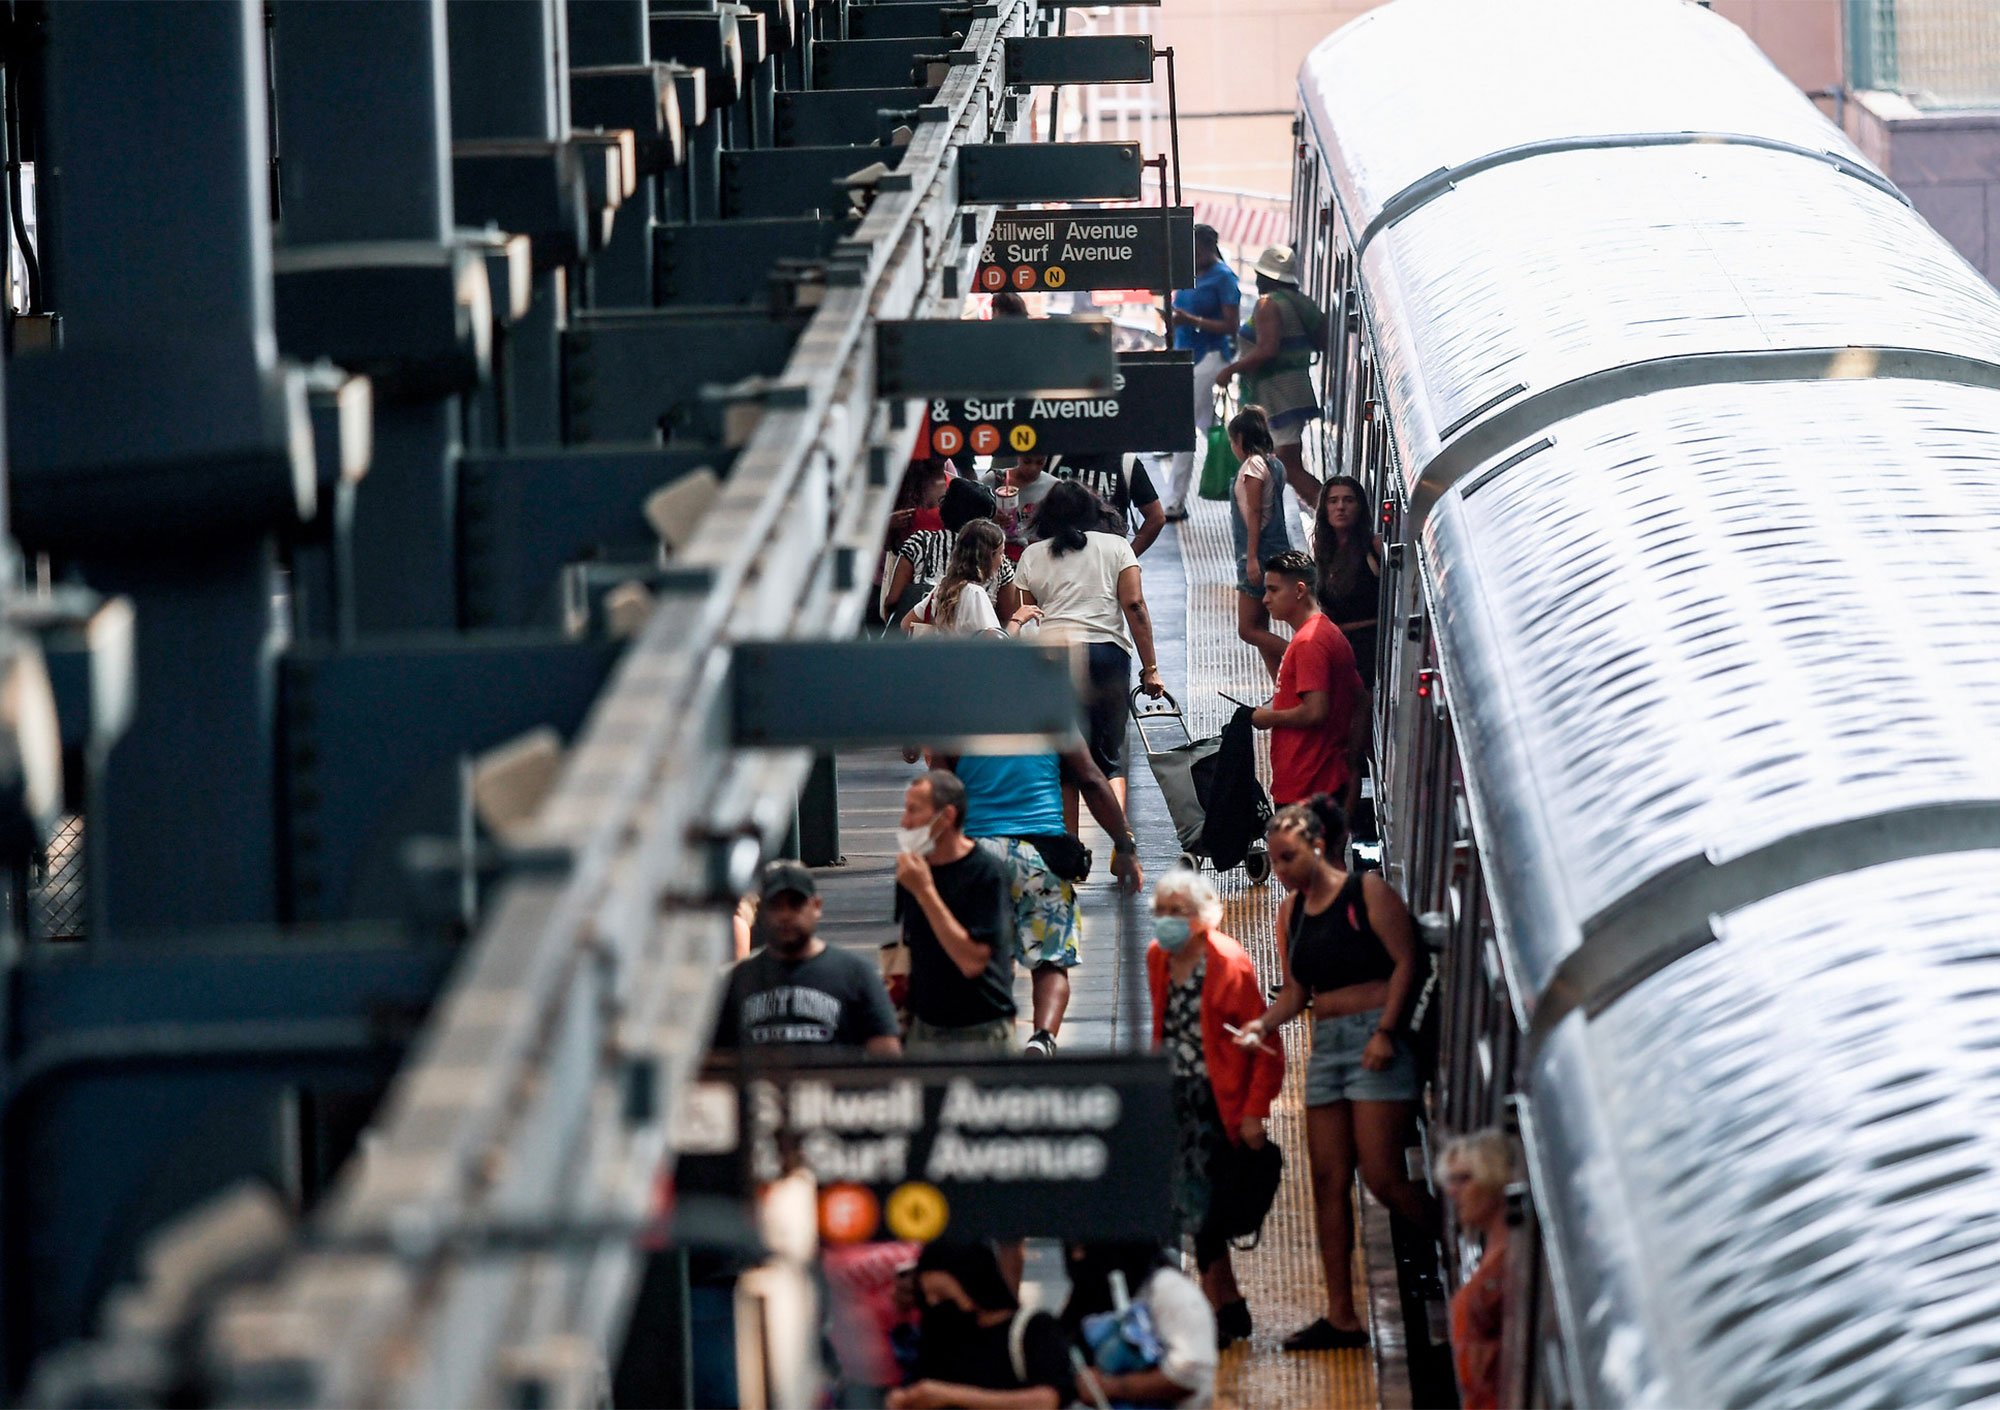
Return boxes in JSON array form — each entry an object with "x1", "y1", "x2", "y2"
[{"x1": 811, "y1": 502, "x2": 1404, "y2": 1410}]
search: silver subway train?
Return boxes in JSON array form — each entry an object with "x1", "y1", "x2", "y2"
[{"x1": 1293, "y1": 1, "x2": 2000, "y2": 1404}]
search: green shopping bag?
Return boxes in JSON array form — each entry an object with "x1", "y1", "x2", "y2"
[{"x1": 1198, "y1": 415, "x2": 1239, "y2": 501}]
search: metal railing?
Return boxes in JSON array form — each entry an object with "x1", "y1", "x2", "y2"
[
  {"x1": 199, "y1": 6, "x2": 1038, "y2": 1408},
  {"x1": 1850, "y1": 0, "x2": 2000, "y2": 108}
]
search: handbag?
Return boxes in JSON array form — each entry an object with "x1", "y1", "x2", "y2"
[
  {"x1": 902, "y1": 591, "x2": 938, "y2": 638},
  {"x1": 1080, "y1": 1275, "x2": 1164, "y2": 1378},
  {"x1": 1024, "y1": 832, "x2": 1092, "y2": 883},
  {"x1": 878, "y1": 938, "x2": 912, "y2": 1030},
  {"x1": 1197, "y1": 404, "x2": 1239, "y2": 502},
  {"x1": 1206, "y1": 1137, "x2": 1284, "y2": 1245}
]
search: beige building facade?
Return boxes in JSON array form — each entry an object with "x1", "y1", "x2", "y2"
[{"x1": 1059, "y1": 0, "x2": 2000, "y2": 284}]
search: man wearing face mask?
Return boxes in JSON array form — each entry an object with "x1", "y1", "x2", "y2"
[
  {"x1": 887, "y1": 1242, "x2": 1075, "y2": 1410},
  {"x1": 1146, "y1": 867, "x2": 1285, "y2": 1350},
  {"x1": 894, "y1": 770, "x2": 1018, "y2": 1053},
  {"x1": 711, "y1": 861, "x2": 903, "y2": 1056}
]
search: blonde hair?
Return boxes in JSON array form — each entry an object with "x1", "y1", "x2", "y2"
[
  {"x1": 1436, "y1": 1129, "x2": 1515, "y2": 1194},
  {"x1": 934, "y1": 518, "x2": 1005, "y2": 627},
  {"x1": 1151, "y1": 867, "x2": 1223, "y2": 927}
]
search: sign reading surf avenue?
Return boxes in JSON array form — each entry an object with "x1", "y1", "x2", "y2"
[
  {"x1": 920, "y1": 351, "x2": 1195, "y2": 458},
  {"x1": 976, "y1": 205, "x2": 1194, "y2": 294},
  {"x1": 682, "y1": 1055, "x2": 1174, "y2": 1243}
]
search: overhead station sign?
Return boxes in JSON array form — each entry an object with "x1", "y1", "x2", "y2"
[
  {"x1": 922, "y1": 350, "x2": 1195, "y2": 457},
  {"x1": 976, "y1": 205, "x2": 1194, "y2": 295},
  {"x1": 682, "y1": 1055, "x2": 1174, "y2": 1243}
]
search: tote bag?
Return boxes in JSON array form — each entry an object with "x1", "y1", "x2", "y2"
[{"x1": 1198, "y1": 401, "x2": 1240, "y2": 502}]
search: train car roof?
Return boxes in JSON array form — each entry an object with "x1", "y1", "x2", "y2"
[
  {"x1": 1359, "y1": 139, "x2": 2000, "y2": 494},
  {"x1": 1530, "y1": 849, "x2": 2000, "y2": 1407},
  {"x1": 1298, "y1": 0, "x2": 1869, "y2": 240},
  {"x1": 1427, "y1": 376, "x2": 2000, "y2": 1010}
]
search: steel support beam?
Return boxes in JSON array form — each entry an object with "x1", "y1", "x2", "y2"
[
  {"x1": 730, "y1": 638, "x2": 1080, "y2": 749},
  {"x1": 11, "y1": 0, "x2": 306, "y2": 937},
  {"x1": 449, "y1": 0, "x2": 574, "y2": 449},
  {"x1": 874, "y1": 315, "x2": 1118, "y2": 397},
  {"x1": 199, "y1": 1, "x2": 1054, "y2": 1402},
  {"x1": 1005, "y1": 34, "x2": 1153, "y2": 85},
  {"x1": 956, "y1": 139, "x2": 1144, "y2": 202},
  {"x1": 272, "y1": 0, "x2": 471, "y2": 634}
]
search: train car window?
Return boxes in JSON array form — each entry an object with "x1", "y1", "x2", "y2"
[
  {"x1": 1371, "y1": 495, "x2": 1397, "y2": 700},
  {"x1": 1328, "y1": 252, "x2": 1353, "y2": 450},
  {"x1": 1493, "y1": 1150, "x2": 1563, "y2": 1410},
  {"x1": 1422, "y1": 713, "x2": 1455, "y2": 916},
  {"x1": 1408, "y1": 647, "x2": 1451, "y2": 910},
  {"x1": 1350, "y1": 357, "x2": 1374, "y2": 482},
  {"x1": 1365, "y1": 375, "x2": 1389, "y2": 482},
  {"x1": 1532, "y1": 1271, "x2": 1574, "y2": 1410}
]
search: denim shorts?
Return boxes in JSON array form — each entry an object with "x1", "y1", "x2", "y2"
[{"x1": 1304, "y1": 1007, "x2": 1420, "y2": 1106}]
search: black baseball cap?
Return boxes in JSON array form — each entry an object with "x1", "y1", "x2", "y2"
[{"x1": 759, "y1": 860, "x2": 817, "y2": 901}]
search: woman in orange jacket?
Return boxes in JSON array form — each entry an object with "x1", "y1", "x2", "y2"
[{"x1": 1147, "y1": 868, "x2": 1285, "y2": 1350}]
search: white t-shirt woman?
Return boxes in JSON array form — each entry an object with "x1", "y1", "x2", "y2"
[{"x1": 1014, "y1": 529, "x2": 1141, "y2": 656}]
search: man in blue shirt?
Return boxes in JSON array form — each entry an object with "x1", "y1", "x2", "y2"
[
  {"x1": 1161, "y1": 225, "x2": 1241, "y2": 519},
  {"x1": 941, "y1": 742, "x2": 1141, "y2": 1056}
]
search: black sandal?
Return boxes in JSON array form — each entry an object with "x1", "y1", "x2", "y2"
[
  {"x1": 1282, "y1": 1318, "x2": 1369, "y2": 1352},
  {"x1": 1215, "y1": 1299, "x2": 1252, "y2": 1349}
]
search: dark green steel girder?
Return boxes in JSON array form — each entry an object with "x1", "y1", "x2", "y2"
[
  {"x1": 722, "y1": 144, "x2": 907, "y2": 218},
  {"x1": 845, "y1": 1, "x2": 978, "y2": 40},
  {"x1": 563, "y1": 309, "x2": 806, "y2": 441},
  {"x1": 956, "y1": 140, "x2": 1143, "y2": 203},
  {"x1": 1005, "y1": 35, "x2": 1153, "y2": 85},
  {"x1": 874, "y1": 315, "x2": 1118, "y2": 397},
  {"x1": 776, "y1": 85, "x2": 932, "y2": 145},
  {"x1": 814, "y1": 36, "x2": 962, "y2": 89},
  {"x1": 731, "y1": 639, "x2": 1080, "y2": 749},
  {"x1": 655, "y1": 217, "x2": 847, "y2": 304}
]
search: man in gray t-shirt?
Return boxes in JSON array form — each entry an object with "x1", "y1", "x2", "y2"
[
  {"x1": 983, "y1": 454, "x2": 1056, "y2": 557},
  {"x1": 711, "y1": 862, "x2": 902, "y2": 1055}
]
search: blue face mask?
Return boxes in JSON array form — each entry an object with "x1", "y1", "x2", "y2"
[{"x1": 1152, "y1": 915, "x2": 1194, "y2": 952}]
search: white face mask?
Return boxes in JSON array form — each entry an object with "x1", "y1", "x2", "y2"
[{"x1": 896, "y1": 817, "x2": 939, "y2": 856}]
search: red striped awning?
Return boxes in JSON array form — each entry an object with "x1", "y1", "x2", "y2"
[{"x1": 1193, "y1": 199, "x2": 1293, "y2": 257}]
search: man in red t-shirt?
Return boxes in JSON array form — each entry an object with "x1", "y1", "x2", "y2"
[{"x1": 1250, "y1": 550, "x2": 1368, "y2": 811}]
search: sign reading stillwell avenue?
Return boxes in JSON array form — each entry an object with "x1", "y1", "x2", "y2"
[
  {"x1": 921, "y1": 350, "x2": 1195, "y2": 457},
  {"x1": 976, "y1": 205, "x2": 1194, "y2": 294},
  {"x1": 685, "y1": 1055, "x2": 1174, "y2": 1243}
]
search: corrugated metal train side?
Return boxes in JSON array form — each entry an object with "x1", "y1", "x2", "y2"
[{"x1": 1292, "y1": 1, "x2": 2000, "y2": 1404}]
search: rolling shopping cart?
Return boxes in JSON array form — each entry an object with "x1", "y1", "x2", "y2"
[{"x1": 1130, "y1": 687, "x2": 1271, "y2": 882}]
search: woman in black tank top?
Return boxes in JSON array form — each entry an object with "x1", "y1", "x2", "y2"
[
  {"x1": 1312, "y1": 476, "x2": 1382, "y2": 690},
  {"x1": 1233, "y1": 795, "x2": 1440, "y2": 1352}
]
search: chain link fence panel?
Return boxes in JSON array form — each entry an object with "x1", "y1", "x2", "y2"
[
  {"x1": 1851, "y1": 0, "x2": 2000, "y2": 108},
  {"x1": 31, "y1": 815, "x2": 85, "y2": 941}
]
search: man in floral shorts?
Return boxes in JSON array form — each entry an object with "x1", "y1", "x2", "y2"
[{"x1": 939, "y1": 741, "x2": 1141, "y2": 1054}]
